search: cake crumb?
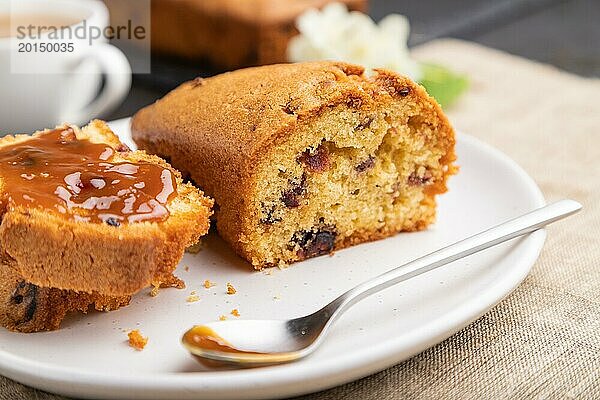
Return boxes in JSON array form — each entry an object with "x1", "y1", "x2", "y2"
[
  {"x1": 186, "y1": 241, "x2": 204, "y2": 254},
  {"x1": 128, "y1": 330, "x2": 148, "y2": 351},
  {"x1": 204, "y1": 279, "x2": 216, "y2": 289},
  {"x1": 162, "y1": 275, "x2": 186, "y2": 290},
  {"x1": 273, "y1": 295, "x2": 281, "y2": 300},
  {"x1": 230, "y1": 309, "x2": 240, "y2": 317},
  {"x1": 226, "y1": 283, "x2": 237, "y2": 295},
  {"x1": 149, "y1": 285, "x2": 160, "y2": 297},
  {"x1": 184, "y1": 265, "x2": 190, "y2": 272},
  {"x1": 187, "y1": 294, "x2": 200, "y2": 303},
  {"x1": 219, "y1": 315, "x2": 227, "y2": 321}
]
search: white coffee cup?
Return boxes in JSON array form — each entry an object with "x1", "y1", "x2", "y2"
[{"x1": 0, "y1": 0, "x2": 131, "y2": 134}]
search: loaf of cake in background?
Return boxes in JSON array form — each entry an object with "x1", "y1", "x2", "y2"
[
  {"x1": 103, "y1": 0, "x2": 367, "y2": 69},
  {"x1": 132, "y1": 61, "x2": 457, "y2": 269}
]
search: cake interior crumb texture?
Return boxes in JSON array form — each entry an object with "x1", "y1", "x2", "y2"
[{"x1": 249, "y1": 95, "x2": 455, "y2": 267}]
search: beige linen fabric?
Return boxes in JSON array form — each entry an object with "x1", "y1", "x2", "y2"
[{"x1": 2, "y1": 39, "x2": 599, "y2": 399}]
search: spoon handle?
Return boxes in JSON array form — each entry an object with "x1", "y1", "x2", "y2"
[{"x1": 330, "y1": 199, "x2": 582, "y2": 316}]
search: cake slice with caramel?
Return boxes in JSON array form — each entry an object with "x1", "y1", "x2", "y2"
[{"x1": 0, "y1": 120, "x2": 213, "y2": 332}]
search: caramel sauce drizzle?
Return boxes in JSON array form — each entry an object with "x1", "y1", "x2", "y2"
[{"x1": 0, "y1": 127, "x2": 177, "y2": 225}]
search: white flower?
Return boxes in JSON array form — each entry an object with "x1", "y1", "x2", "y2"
[{"x1": 288, "y1": 3, "x2": 422, "y2": 81}]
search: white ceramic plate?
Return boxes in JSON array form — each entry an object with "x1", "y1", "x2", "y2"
[{"x1": 0, "y1": 119, "x2": 545, "y2": 399}]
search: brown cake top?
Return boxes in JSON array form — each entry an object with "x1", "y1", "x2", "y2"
[
  {"x1": 132, "y1": 61, "x2": 430, "y2": 166},
  {"x1": 0, "y1": 127, "x2": 177, "y2": 225}
]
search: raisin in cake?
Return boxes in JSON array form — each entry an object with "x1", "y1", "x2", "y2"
[{"x1": 132, "y1": 61, "x2": 457, "y2": 268}]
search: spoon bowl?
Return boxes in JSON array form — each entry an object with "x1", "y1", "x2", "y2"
[{"x1": 182, "y1": 310, "x2": 335, "y2": 365}]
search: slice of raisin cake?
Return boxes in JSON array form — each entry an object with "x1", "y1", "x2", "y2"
[{"x1": 132, "y1": 61, "x2": 457, "y2": 268}]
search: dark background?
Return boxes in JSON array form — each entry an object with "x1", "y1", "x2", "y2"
[{"x1": 107, "y1": 0, "x2": 600, "y2": 121}]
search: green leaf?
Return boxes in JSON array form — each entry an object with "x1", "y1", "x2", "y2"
[{"x1": 418, "y1": 63, "x2": 469, "y2": 108}]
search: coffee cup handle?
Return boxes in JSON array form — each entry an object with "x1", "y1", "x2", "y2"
[{"x1": 62, "y1": 43, "x2": 132, "y2": 124}]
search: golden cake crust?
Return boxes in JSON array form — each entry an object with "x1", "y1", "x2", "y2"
[{"x1": 132, "y1": 61, "x2": 456, "y2": 268}]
